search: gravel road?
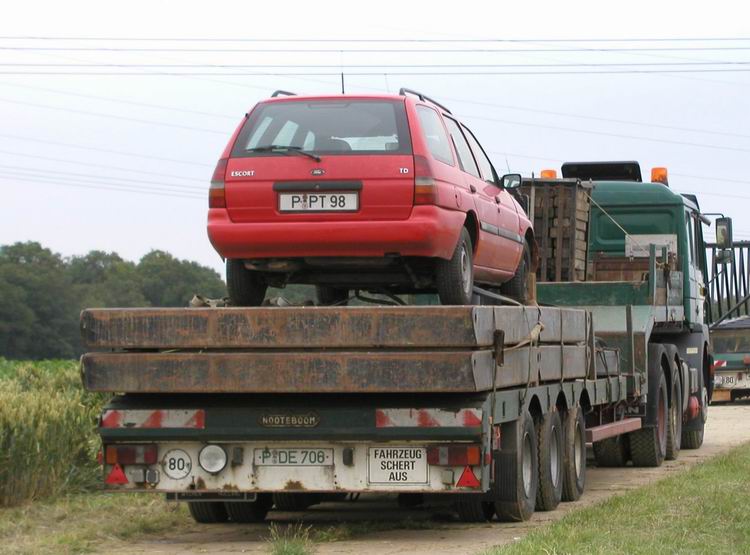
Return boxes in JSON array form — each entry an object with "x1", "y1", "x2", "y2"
[{"x1": 110, "y1": 402, "x2": 750, "y2": 555}]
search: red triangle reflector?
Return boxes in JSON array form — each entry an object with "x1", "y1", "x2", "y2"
[
  {"x1": 105, "y1": 463, "x2": 129, "y2": 485},
  {"x1": 456, "y1": 465, "x2": 480, "y2": 488}
]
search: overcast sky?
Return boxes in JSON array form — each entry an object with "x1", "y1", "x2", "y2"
[{"x1": 1, "y1": 0, "x2": 748, "y2": 276}]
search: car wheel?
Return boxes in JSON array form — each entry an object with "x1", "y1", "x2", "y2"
[
  {"x1": 435, "y1": 228, "x2": 474, "y2": 305},
  {"x1": 316, "y1": 286, "x2": 349, "y2": 306},
  {"x1": 226, "y1": 259, "x2": 267, "y2": 306},
  {"x1": 501, "y1": 240, "x2": 530, "y2": 303}
]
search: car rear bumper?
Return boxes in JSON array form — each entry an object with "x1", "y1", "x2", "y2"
[{"x1": 207, "y1": 206, "x2": 464, "y2": 260}]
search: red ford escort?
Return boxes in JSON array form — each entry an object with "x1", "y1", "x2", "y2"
[{"x1": 208, "y1": 89, "x2": 534, "y2": 306}]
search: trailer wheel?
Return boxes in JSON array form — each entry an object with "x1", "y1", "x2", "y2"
[
  {"x1": 592, "y1": 436, "x2": 629, "y2": 467},
  {"x1": 273, "y1": 492, "x2": 319, "y2": 511},
  {"x1": 500, "y1": 240, "x2": 530, "y2": 304},
  {"x1": 630, "y1": 346, "x2": 668, "y2": 467},
  {"x1": 187, "y1": 501, "x2": 228, "y2": 523},
  {"x1": 535, "y1": 410, "x2": 563, "y2": 511},
  {"x1": 495, "y1": 411, "x2": 538, "y2": 522},
  {"x1": 561, "y1": 406, "x2": 586, "y2": 502},
  {"x1": 666, "y1": 374, "x2": 683, "y2": 460},
  {"x1": 436, "y1": 228, "x2": 474, "y2": 305},
  {"x1": 682, "y1": 384, "x2": 707, "y2": 449},
  {"x1": 226, "y1": 259, "x2": 267, "y2": 307},
  {"x1": 225, "y1": 494, "x2": 272, "y2": 523},
  {"x1": 454, "y1": 497, "x2": 495, "y2": 522},
  {"x1": 316, "y1": 286, "x2": 349, "y2": 306}
]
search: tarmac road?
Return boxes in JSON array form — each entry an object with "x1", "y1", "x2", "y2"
[{"x1": 109, "y1": 402, "x2": 750, "y2": 555}]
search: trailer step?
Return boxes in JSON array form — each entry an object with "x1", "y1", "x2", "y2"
[{"x1": 586, "y1": 418, "x2": 642, "y2": 443}]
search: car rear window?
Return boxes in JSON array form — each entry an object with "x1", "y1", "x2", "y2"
[{"x1": 232, "y1": 99, "x2": 412, "y2": 156}]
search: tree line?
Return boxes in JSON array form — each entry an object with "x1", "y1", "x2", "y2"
[{"x1": 0, "y1": 242, "x2": 227, "y2": 359}]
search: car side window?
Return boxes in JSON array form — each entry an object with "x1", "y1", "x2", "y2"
[
  {"x1": 443, "y1": 117, "x2": 480, "y2": 178},
  {"x1": 415, "y1": 105, "x2": 454, "y2": 165},
  {"x1": 463, "y1": 125, "x2": 497, "y2": 184}
]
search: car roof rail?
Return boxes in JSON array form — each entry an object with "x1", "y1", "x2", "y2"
[
  {"x1": 398, "y1": 87, "x2": 452, "y2": 114},
  {"x1": 271, "y1": 90, "x2": 297, "y2": 97}
]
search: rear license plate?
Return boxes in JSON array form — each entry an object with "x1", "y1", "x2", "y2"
[
  {"x1": 253, "y1": 448, "x2": 333, "y2": 466},
  {"x1": 368, "y1": 447, "x2": 428, "y2": 485},
  {"x1": 279, "y1": 192, "x2": 358, "y2": 212}
]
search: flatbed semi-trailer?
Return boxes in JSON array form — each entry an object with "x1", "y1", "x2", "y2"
[{"x1": 83, "y1": 304, "x2": 643, "y2": 523}]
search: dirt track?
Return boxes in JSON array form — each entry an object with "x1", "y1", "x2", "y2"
[{"x1": 110, "y1": 403, "x2": 750, "y2": 555}]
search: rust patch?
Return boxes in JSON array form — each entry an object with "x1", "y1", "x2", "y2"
[
  {"x1": 222, "y1": 483, "x2": 239, "y2": 491},
  {"x1": 284, "y1": 480, "x2": 305, "y2": 491},
  {"x1": 195, "y1": 477, "x2": 206, "y2": 490}
]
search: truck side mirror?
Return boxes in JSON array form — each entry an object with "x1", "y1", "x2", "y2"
[
  {"x1": 501, "y1": 173, "x2": 522, "y2": 190},
  {"x1": 716, "y1": 217, "x2": 733, "y2": 249}
]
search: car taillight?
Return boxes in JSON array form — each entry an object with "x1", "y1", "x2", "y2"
[
  {"x1": 414, "y1": 155, "x2": 437, "y2": 205},
  {"x1": 426, "y1": 444, "x2": 481, "y2": 466},
  {"x1": 209, "y1": 158, "x2": 228, "y2": 208},
  {"x1": 104, "y1": 445, "x2": 158, "y2": 465}
]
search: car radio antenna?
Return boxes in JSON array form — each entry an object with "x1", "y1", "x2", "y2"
[{"x1": 341, "y1": 72, "x2": 346, "y2": 94}]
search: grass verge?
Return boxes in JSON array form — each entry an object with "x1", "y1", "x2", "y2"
[{"x1": 486, "y1": 442, "x2": 750, "y2": 555}]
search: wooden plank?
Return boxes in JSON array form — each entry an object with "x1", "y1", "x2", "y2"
[
  {"x1": 493, "y1": 307, "x2": 587, "y2": 344},
  {"x1": 82, "y1": 351, "x2": 498, "y2": 393},
  {"x1": 485, "y1": 345, "x2": 588, "y2": 389}
]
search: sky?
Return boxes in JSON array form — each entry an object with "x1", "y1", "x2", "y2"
[{"x1": 1, "y1": 0, "x2": 749, "y2": 276}]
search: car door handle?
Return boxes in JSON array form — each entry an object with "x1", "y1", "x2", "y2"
[{"x1": 469, "y1": 184, "x2": 477, "y2": 193}]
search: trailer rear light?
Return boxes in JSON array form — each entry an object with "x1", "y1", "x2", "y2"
[
  {"x1": 541, "y1": 169, "x2": 558, "y2": 178},
  {"x1": 104, "y1": 445, "x2": 158, "y2": 465},
  {"x1": 414, "y1": 155, "x2": 437, "y2": 204},
  {"x1": 198, "y1": 445, "x2": 227, "y2": 474},
  {"x1": 426, "y1": 445, "x2": 481, "y2": 466},
  {"x1": 209, "y1": 158, "x2": 228, "y2": 208}
]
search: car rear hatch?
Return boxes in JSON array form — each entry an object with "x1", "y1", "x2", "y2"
[{"x1": 224, "y1": 98, "x2": 414, "y2": 223}]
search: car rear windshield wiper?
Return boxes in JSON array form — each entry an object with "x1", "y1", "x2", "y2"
[{"x1": 246, "y1": 145, "x2": 321, "y2": 162}]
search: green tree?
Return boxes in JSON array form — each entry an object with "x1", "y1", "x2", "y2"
[
  {"x1": 138, "y1": 250, "x2": 226, "y2": 307},
  {"x1": 68, "y1": 251, "x2": 148, "y2": 308}
]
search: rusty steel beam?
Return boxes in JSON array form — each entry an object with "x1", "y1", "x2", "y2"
[
  {"x1": 81, "y1": 306, "x2": 496, "y2": 350},
  {"x1": 81, "y1": 351, "x2": 496, "y2": 394},
  {"x1": 586, "y1": 418, "x2": 642, "y2": 443}
]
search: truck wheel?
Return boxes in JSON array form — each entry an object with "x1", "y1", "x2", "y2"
[
  {"x1": 666, "y1": 375, "x2": 682, "y2": 460},
  {"x1": 495, "y1": 411, "x2": 538, "y2": 522},
  {"x1": 593, "y1": 436, "x2": 629, "y2": 467},
  {"x1": 500, "y1": 240, "x2": 530, "y2": 304},
  {"x1": 535, "y1": 410, "x2": 563, "y2": 511},
  {"x1": 454, "y1": 497, "x2": 495, "y2": 522},
  {"x1": 630, "y1": 346, "x2": 668, "y2": 467},
  {"x1": 225, "y1": 494, "x2": 272, "y2": 523},
  {"x1": 436, "y1": 228, "x2": 474, "y2": 305},
  {"x1": 187, "y1": 501, "x2": 228, "y2": 523},
  {"x1": 682, "y1": 384, "x2": 707, "y2": 449},
  {"x1": 273, "y1": 492, "x2": 319, "y2": 511},
  {"x1": 226, "y1": 259, "x2": 267, "y2": 306},
  {"x1": 316, "y1": 286, "x2": 349, "y2": 306},
  {"x1": 561, "y1": 406, "x2": 586, "y2": 502}
]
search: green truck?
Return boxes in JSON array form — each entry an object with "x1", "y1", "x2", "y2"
[{"x1": 81, "y1": 161, "x2": 728, "y2": 524}]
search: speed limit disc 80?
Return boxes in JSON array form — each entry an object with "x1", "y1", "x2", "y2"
[{"x1": 162, "y1": 449, "x2": 192, "y2": 480}]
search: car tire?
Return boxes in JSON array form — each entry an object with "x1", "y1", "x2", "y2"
[
  {"x1": 316, "y1": 286, "x2": 349, "y2": 306},
  {"x1": 435, "y1": 227, "x2": 474, "y2": 305},
  {"x1": 500, "y1": 240, "x2": 530, "y2": 304},
  {"x1": 226, "y1": 259, "x2": 267, "y2": 307}
]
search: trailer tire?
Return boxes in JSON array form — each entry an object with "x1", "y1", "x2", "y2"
[
  {"x1": 666, "y1": 373, "x2": 682, "y2": 460},
  {"x1": 561, "y1": 406, "x2": 586, "y2": 502},
  {"x1": 187, "y1": 501, "x2": 228, "y2": 523},
  {"x1": 500, "y1": 240, "x2": 530, "y2": 304},
  {"x1": 273, "y1": 492, "x2": 319, "y2": 511},
  {"x1": 454, "y1": 497, "x2": 495, "y2": 522},
  {"x1": 592, "y1": 436, "x2": 629, "y2": 467},
  {"x1": 225, "y1": 494, "x2": 272, "y2": 523},
  {"x1": 535, "y1": 410, "x2": 563, "y2": 511},
  {"x1": 630, "y1": 349, "x2": 668, "y2": 467},
  {"x1": 436, "y1": 228, "x2": 474, "y2": 305},
  {"x1": 495, "y1": 411, "x2": 538, "y2": 522},
  {"x1": 682, "y1": 384, "x2": 707, "y2": 449},
  {"x1": 226, "y1": 259, "x2": 267, "y2": 307},
  {"x1": 316, "y1": 286, "x2": 349, "y2": 306}
]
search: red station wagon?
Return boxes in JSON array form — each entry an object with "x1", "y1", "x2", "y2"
[{"x1": 207, "y1": 88, "x2": 534, "y2": 306}]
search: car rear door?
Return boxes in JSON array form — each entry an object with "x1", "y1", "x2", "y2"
[{"x1": 224, "y1": 99, "x2": 415, "y2": 224}]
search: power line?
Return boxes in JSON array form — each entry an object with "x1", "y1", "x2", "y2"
[
  {"x1": 0, "y1": 97, "x2": 228, "y2": 134},
  {"x1": 1, "y1": 36, "x2": 749, "y2": 42},
  {"x1": 0, "y1": 148, "x2": 207, "y2": 182},
  {"x1": 0, "y1": 133, "x2": 213, "y2": 167}
]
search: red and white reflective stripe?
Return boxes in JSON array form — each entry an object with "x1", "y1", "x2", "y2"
[
  {"x1": 100, "y1": 409, "x2": 205, "y2": 429},
  {"x1": 712, "y1": 359, "x2": 727, "y2": 371},
  {"x1": 375, "y1": 408, "x2": 482, "y2": 428}
]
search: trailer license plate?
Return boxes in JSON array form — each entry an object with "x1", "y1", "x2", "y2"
[
  {"x1": 253, "y1": 448, "x2": 333, "y2": 466},
  {"x1": 368, "y1": 447, "x2": 428, "y2": 485},
  {"x1": 279, "y1": 192, "x2": 358, "y2": 212}
]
